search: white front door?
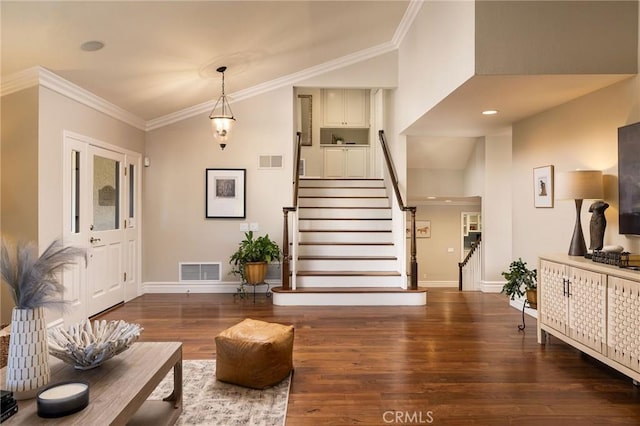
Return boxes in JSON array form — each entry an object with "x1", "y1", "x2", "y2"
[{"x1": 88, "y1": 146, "x2": 126, "y2": 315}]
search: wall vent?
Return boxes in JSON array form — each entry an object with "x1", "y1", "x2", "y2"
[
  {"x1": 298, "y1": 158, "x2": 306, "y2": 176},
  {"x1": 179, "y1": 262, "x2": 221, "y2": 282},
  {"x1": 258, "y1": 155, "x2": 283, "y2": 169},
  {"x1": 266, "y1": 262, "x2": 281, "y2": 280}
]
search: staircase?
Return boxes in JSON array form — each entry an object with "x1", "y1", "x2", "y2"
[{"x1": 272, "y1": 178, "x2": 426, "y2": 306}]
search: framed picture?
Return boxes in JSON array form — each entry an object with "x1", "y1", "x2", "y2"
[
  {"x1": 206, "y1": 168, "x2": 246, "y2": 218},
  {"x1": 533, "y1": 165, "x2": 554, "y2": 208},
  {"x1": 406, "y1": 220, "x2": 431, "y2": 238}
]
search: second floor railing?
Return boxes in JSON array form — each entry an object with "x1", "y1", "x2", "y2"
[{"x1": 378, "y1": 130, "x2": 418, "y2": 290}]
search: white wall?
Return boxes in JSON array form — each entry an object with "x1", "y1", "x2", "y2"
[
  {"x1": 464, "y1": 138, "x2": 485, "y2": 197},
  {"x1": 512, "y1": 76, "x2": 640, "y2": 265},
  {"x1": 482, "y1": 133, "x2": 513, "y2": 287},
  {"x1": 395, "y1": 0, "x2": 475, "y2": 134}
]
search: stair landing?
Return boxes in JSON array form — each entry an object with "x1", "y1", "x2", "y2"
[{"x1": 272, "y1": 286, "x2": 427, "y2": 306}]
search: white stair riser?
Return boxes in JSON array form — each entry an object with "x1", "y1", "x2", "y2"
[
  {"x1": 296, "y1": 244, "x2": 395, "y2": 257},
  {"x1": 299, "y1": 198, "x2": 389, "y2": 208},
  {"x1": 273, "y1": 291, "x2": 426, "y2": 306},
  {"x1": 300, "y1": 179, "x2": 384, "y2": 188},
  {"x1": 295, "y1": 275, "x2": 403, "y2": 287},
  {"x1": 298, "y1": 208, "x2": 391, "y2": 219},
  {"x1": 298, "y1": 219, "x2": 392, "y2": 231},
  {"x1": 299, "y1": 231, "x2": 392, "y2": 244},
  {"x1": 299, "y1": 187, "x2": 387, "y2": 197},
  {"x1": 297, "y1": 259, "x2": 398, "y2": 271}
]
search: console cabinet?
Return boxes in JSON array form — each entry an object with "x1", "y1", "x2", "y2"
[{"x1": 538, "y1": 255, "x2": 640, "y2": 382}]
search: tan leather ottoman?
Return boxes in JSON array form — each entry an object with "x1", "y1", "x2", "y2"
[{"x1": 215, "y1": 318, "x2": 294, "y2": 389}]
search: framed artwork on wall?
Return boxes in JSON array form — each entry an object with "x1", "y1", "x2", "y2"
[
  {"x1": 406, "y1": 220, "x2": 431, "y2": 238},
  {"x1": 533, "y1": 165, "x2": 554, "y2": 208},
  {"x1": 206, "y1": 168, "x2": 246, "y2": 218}
]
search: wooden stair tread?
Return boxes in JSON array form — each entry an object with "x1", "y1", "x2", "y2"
[
  {"x1": 298, "y1": 206, "x2": 391, "y2": 209},
  {"x1": 298, "y1": 256, "x2": 397, "y2": 260},
  {"x1": 299, "y1": 229, "x2": 391, "y2": 233},
  {"x1": 300, "y1": 218, "x2": 391, "y2": 220},
  {"x1": 296, "y1": 242, "x2": 394, "y2": 246},
  {"x1": 299, "y1": 196, "x2": 388, "y2": 199},
  {"x1": 296, "y1": 271, "x2": 401, "y2": 276},
  {"x1": 272, "y1": 286, "x2": 426, "y2": 293},
  {"x1": 300, "y1": 186, "x2": 385, "y2": 189}
]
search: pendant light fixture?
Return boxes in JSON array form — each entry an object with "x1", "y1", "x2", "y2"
[{"x1": 209, "y1": 66, "x2": 236, "y2": 150}]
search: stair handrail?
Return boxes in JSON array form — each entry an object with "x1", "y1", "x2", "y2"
[
  {"x1": 458, "y1": 234, "x2": 482, "y2": 290},
  {"x1": 378, "y1": 130, "x2": 418, "y2": 290},
  {"x1": 281, "y1": 132, "x2": 303, "y2": 290}
]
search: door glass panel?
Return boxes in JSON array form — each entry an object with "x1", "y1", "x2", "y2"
[
  {"x1": 128, "y1": 164, "x2": 135, "y2": 221},
  {"x1": 93, "y1": 155, "x2": 120, "y2": 231},
  {"x1": 71, "y1": 150, "x2": 80, "y2": 233}
]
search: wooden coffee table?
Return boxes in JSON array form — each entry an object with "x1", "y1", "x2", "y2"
[{"x1": 1, "y1": 341, "x2": 182, "y2": 425}]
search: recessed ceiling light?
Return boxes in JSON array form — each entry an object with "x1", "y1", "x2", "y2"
[
  {"x1": 427, "y1": 196, "x2": 436, "y2": 200},
  {"x1": 80, "y1": 40, "x2": 105, "y2": 52},
  {"x1": 482, "y1": 109, "x2": 499, "y2": 115}
]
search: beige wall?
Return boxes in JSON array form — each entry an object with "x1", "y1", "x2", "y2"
[
  {"x1": 143, "y1": 86, "x2": 294, "y2": 283},
  {"x1": 476, "y1": 1, "x2": 638, "y2": 75},
  {"x1": 295, "y1": 88, "x2": 323, "y2": 178},
  {"x1": 409, "y1": 203, "x2": 481, "y2": 285},
  {"x1": 407, "y1": 168, "x2": 465, "y2": 199},
  {"x1": 512, "y1": 76, "x2": 640, "y2": 266},
  {"x1": 1, "y1": 87, "x2": 39, "y2": 323}
]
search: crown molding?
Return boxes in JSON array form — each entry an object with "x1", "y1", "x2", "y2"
[
  {"x1": 1, "y1": 66, "x2": 146, "y2": 130},
  {"x1": 147, "y1": 40, "x2": 397, "y2": 131},
  {"x1": 392, "y1": 0, "x2": 425, "y2": 47}
]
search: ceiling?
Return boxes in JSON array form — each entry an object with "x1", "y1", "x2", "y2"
[
  {"x1": 1, "y1": 1, "x2": 633, "y2": 177},
  {"x1": 1, "y1": 1, "x2": 408, "y2": 121}
]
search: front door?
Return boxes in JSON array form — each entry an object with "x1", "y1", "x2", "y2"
[{"x1": 88, "y1": 146, "x2": 126, "y2": 315}]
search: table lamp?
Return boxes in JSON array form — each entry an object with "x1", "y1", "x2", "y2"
[{"x1": 555, "y1": 170, "x2": 603, "y2": 256}]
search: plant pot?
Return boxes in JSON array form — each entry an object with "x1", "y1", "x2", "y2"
[
  {"x1": 526, "y1": 289, "x2": 537, "y2": 309},
  {"x1": 245, "y1": 261, "x2": 268, "y2": 285},
  {"x1": 5, "y1": 307, "x2": 50, "y2": 400}
]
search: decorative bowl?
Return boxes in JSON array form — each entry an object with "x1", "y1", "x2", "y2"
[{"x1": 48, "y1": 319, "x2": 143, "y2": 370}]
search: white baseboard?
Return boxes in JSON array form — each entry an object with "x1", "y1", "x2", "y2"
[
  {"x1": 509, "y1": 298, "x2": 538, "y2": 319},
  {"x1": 480, "y1": 281, "x2": 504, "y2": 293},
  {"x1": 419, "y1": 280, "x2": 457, "y2": 288},
  {"x1": 142, "y1": 280, "x2": 280, "y2": 294}
]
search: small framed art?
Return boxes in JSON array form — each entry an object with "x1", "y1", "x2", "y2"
[
  {"x1": 206, "y1": 168, "x2": 246, "y2": 218},
  {"x1": 533, "y1": 165, "x2": 554, "y2": 208}
]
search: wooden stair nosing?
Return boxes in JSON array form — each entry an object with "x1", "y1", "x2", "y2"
[
  {"x1": 298, "y1": 229, "x2": 391, "y2": 233},
  {"x1": 295, "y1": 242, "x2": 394, "y2": 246},
  {"x1": 300, "y1": 178, "x2": 384, "y2": 181},
  {"x1": 272, "y1": 286, "x2": 426, "y2": 294},
  {"x1": 298, "y1": 206, "x2": 391, "y2": 209},
  {"x1": 299, "y1": 195, "x2": 388, "y2": 199},
  {"x1": 300, "y1": 217, "x2": 391, "y2": 221},
  {"x1": 297, "y1": 255, "x2": 397, "y2": 261},
  {"x1": 300, "y1": 186, "x2": 385, "y2": 190},
  {"x1": 295, "y1": 271, "x2": 401, "y2": 277}
]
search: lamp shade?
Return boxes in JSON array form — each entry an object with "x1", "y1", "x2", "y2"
[{"x1": 555, "y1": 170, "x2": 603, "y2": 200}]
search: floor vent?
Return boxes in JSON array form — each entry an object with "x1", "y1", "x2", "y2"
[{"x1": 179, "y1": 262, "x2": 221, "y2": 282}]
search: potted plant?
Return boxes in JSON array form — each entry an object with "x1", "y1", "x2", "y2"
[
  {"x1": 229, "y1": 231, "x2": 281, "y2": 286},
  {"x1": 501, "y1": 258, "x2": 538, "y2": 309},
  {"x1": 1, "y1": 238, "x2": 85, "y2": 398}
]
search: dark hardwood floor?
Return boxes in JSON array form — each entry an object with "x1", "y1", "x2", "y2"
[{"x1": 97, "y1": 289, "x2": 640, "y2": 425}]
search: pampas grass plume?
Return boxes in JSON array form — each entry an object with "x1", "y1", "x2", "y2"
[{"x1": 1, "y1": 238, "x2": 86, "y2": 311}]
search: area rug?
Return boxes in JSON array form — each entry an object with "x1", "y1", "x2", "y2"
[{"x1": 148, "y1": 360, "x2": 291, "y2": 426}]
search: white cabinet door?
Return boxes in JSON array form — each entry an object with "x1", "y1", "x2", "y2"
[
  {"x1": 345, "y1": 147, "x2": 367, "y2": 178},
  {"x1": 323, "y1": 89, "x2": 345, "y2": 127},
  {"x1": 607, "y1": 276, "x2": 640, "y2": 373},
  {"x1": 540, "y1": 260, "x2": 569, "y2": 334},
  {"x1": 568, "y1": 267, "x2": 606, "y2": 353},
  {"x1": 343, "y1": 90, "x2": 368, "y2": 127},
  {"x1": 323, "y1": 147, "x2": 347, "y2": 178}
]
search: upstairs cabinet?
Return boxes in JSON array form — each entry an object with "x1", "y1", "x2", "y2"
[
  {"x1": 322, "y1": 89, "x2": 369, "y2": 128},
  {"x1": 323, "y1": 146, "x2": 368, "y2": 178}
]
